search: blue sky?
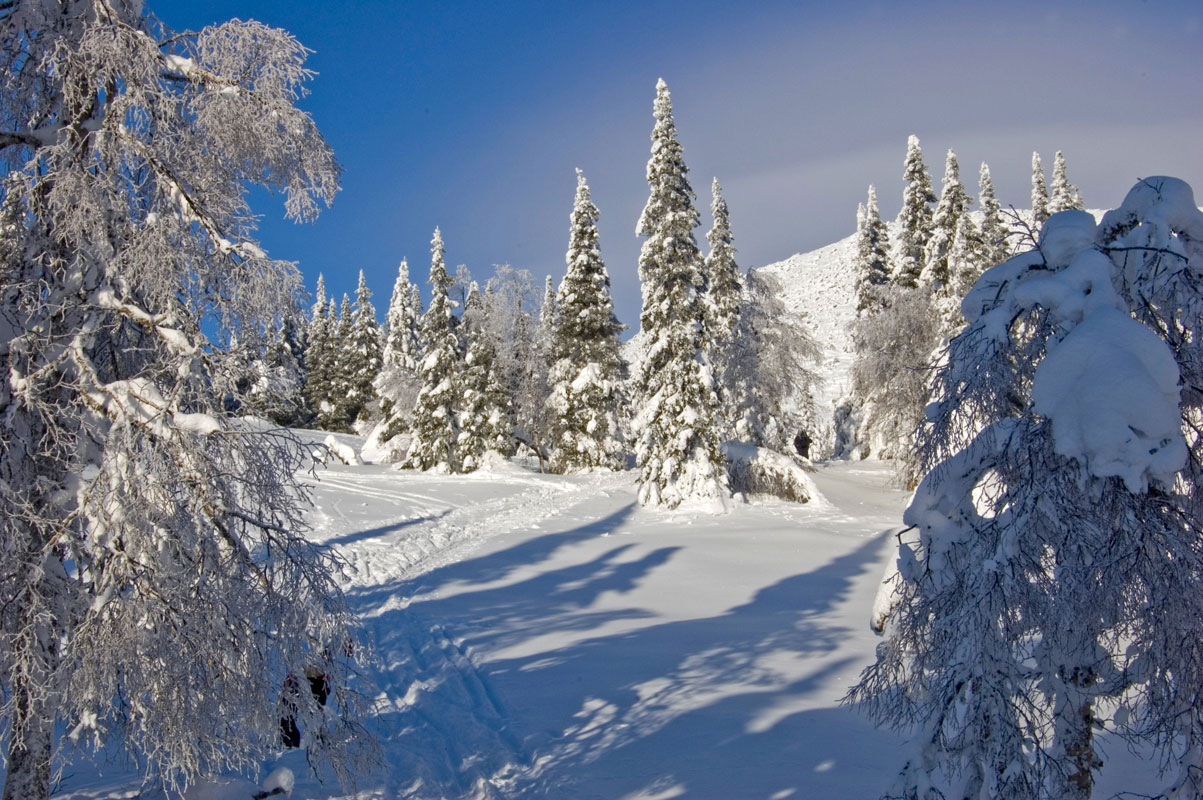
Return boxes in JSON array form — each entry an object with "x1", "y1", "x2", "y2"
[{"x1": 151, "y1": 0, "x2": 1203, "y2": 332}]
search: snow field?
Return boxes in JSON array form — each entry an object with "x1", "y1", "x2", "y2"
[{"x1": 296, "y1": 453, "x2": 915, "y2": 799}]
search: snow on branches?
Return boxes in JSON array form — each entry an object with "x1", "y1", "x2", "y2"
[
  {"x1": 850, "y1": 177, "x2": 1203, "y2": 800},
  {"x1": 0, "y1": 5, "x2": 369, "y2": 798}
]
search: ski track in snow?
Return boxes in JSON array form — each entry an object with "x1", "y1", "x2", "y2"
[
  {"x1": 291, "y1": 459, "x2": 914, "y2": 800},
  {"x1": 301, "y1": 464, "x2": 629, "y2": 799}
]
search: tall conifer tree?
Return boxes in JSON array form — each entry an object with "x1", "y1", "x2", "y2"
[
  {"x1": 923, "y1": 149, "x2": 972, "y2": 292},
  {"x1": 547, "y1": 169, "x2": 626, "y2": 472},
  {"x1": 1049, "y1": 150, "x2": 1085, "y2": 213},
  {"x1": 304, "y1": 274, "x2": 333, "y2": 423},
  {"x1": 977, "y1": 162, "x2": 1010, "y2": 269},
  {"x1": 894, "y1": 135, "x2": 936, "y2": 289},
  {"x1": 705, "y1": 178, "x2": 742, "y2": 343},
  {"x1": 318, "y1": 293, "x2": 356, "y2": 430},
  {"x1": 382, "y1": 259, "x2": 422, "y2": 372},
  {"x1": 854, "y1": 185, "x2": 892, "y2": 315},
  {"x1": 457, "y1": 283, "x2": 513, "y2": 470},
  {"x1": 1031, "y1": 151, "x2": 1050, "y2": 229},
  {"x1": 705, "y1": 178, "x2": 743, "y2": 436},
  {"x1": 633, "y1": 79, "x2": 728, "y2": 509},
  {"x1": 340, "y1": 270, "x2": 381, "y2": 427},
  {"x1": 405, "y1": 228, "x2": 462, "y2": 471}
]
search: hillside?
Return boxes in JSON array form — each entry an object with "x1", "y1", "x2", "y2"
[{"x1": 755, "y1": 231, "x2": 859, "y2": 436}]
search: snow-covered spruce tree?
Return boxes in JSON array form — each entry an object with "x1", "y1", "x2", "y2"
[
  {"x1": 520, "y1": 274, "x2": 557, "y2": 467},
  {"x1": 304, "y1": 273, "x2": 334, "y2": 422},
  {"x1": 1031, "y1": 150, "x2": 1051, "y2": 229},
  {"x1": 855, "y1": 185, "x2": 893, "y2": 315},
  {"x1": 940, "y1": 213, "x2": 982, "y2": 331},
  {"x1": 546, "y1": 169, "x2": 626, "y2": 473},
  {"x1": 705, "y1": 178, "x2": 742, "y2": 346},
  {"x1": 922, "y1": 149, "x2": 972, "y2": 293},
  {"x1": 1049, "y1": 149, "x2": 1085, "y2": 214},
  {"x1": 633, "y1": 79, "x2": 728, "y2": 509},
  {"x1": 251, "y1": 315, "x2": 310, "y2": 426},
  {"x1": 849, "y1": 178, "x2": 1203, "y2": 800},
  {"x1": 405, "y1": 228, "x2": 462, "y2": 472},
  {"x1": 457, "y1": 282, "x2": 513, "y2": 470},
  {"x1": 977, "y1": 162, "x2": 1011, "y2": 269},
  {"x1": 316, "y1": 293, "x2": 355, "y2": 431},
  {"x1": 382, "y1": 259, "x2": 422, "y2": 373},
  {"x1": 704, "y1": 177, "x2": 744, "y2": 435},
  {"x1": 373, "y1": 259, "x2": 423, "y2": 451},
  {"x1": 894, "y1": 135, "x2": 937, "y2": 289},
  {"x1": 342, "y1": 269, "x2": 382, "y2": 430},
  {"x1": 0, "y1": 7, "x2": 372, "y2": 799}
]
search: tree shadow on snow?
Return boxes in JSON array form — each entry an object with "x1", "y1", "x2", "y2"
[
  {"x1": 349, "y1": 505, "x2": 901, "y2": 799},
  {"x1": 320, "y1": 509, "x2": 451, "y2": 548}
]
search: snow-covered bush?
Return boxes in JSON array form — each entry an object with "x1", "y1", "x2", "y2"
[
  {"x1": 848, "y1": 178, "x2": 1203, "y2": 800},
  {"x1": 850, "y1": 284, "x2": 942, "y2": 485},
  {"x1": 723, "y1": 441, "x2": 821, "y2": 504}
]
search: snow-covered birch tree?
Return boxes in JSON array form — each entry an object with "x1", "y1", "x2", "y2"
[
  {"x1": 546, "y1": 169, "x2": 626, "y2": 473},
  {"x1": 633, "y1": 79, "x2": 728, "y2": 510},
  {"x1": 0, "y1": 5, "x2": 371, "y2": 798},
  {"x1": 727, "y1": 269, "x2": 822, "y2": 451},
  {"x1": 849, "y1": 178, "x2": 1203, "y2": 800}
]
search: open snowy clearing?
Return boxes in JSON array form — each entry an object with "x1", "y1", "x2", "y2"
[{"x1": 54, "y1": 446, "x2": 1162, "y2": 799}]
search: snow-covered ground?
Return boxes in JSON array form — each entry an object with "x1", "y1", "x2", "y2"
[
  {"x1": 54, "y1": 444, "x2": 909, "y2": 800},
  {"x1": 49, "y1": 436, "x2": 1170, "y2": 799}
]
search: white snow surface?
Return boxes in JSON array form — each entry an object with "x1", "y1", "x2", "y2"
[{"x1": 50, "y1": 442, "x2": 1166, "y2": 799}]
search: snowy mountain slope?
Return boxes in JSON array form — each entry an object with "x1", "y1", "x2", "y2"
[{"x1": 756, "y1": 232, "x2": 859, "y2": 430}]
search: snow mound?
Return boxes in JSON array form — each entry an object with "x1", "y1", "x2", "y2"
[
  {"x1": 260, "y1": 766, "x2": 294, "y2": 797},
  {"x1": 323, "y1": 434, "x2": 362, "y2": 466},
  {"x1": 723, "y1": 440, "x2": 826, "y2": 506},
  {"x1": 360, "y1": 423, "x2": 409, "y2": 464}
]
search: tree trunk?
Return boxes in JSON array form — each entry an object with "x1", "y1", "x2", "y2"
[
  {"x1": 2, "y1": 685, "x2": 54, "y2": 800},
  {"x1": 1061, "y1": 666, "x2": 1102, "y2": 800}
]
